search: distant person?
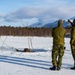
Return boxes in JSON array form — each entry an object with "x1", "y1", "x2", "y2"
[
  {"x1": 50, "y1": 19, "x2": 66, "y2": 70},
  {"x1": 68, "y1": 19, "x2": 75, "y2": 70}
]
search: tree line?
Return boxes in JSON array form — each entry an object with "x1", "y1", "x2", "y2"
[{"x1": 0, "y1": 26, "x2": 70, "y2": 37}]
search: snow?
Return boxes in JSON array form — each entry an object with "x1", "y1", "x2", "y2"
[{"x1": 0, "y1": 36, "x2": 75, "y2": 75}]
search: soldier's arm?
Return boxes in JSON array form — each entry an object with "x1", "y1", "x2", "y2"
[{"x1": 68, "y1": 20, "x2": 73, "y2": 26}]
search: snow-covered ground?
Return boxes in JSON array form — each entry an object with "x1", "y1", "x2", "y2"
[{"x1": 0, "y1": 36, "x2": 75, "y2": 75}]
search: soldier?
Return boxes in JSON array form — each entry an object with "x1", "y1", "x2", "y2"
[
  {"x1": 68, "y1": 19, "x2": 75, "y2": 70},
  {"x1": 50, "y1": 19, "x2": 66, "y2": 70}
]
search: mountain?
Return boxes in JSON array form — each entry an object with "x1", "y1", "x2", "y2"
[
  {"x1": 69, "y1": 16, "x2": 75, "y2": 20},
  {"x1": 28, "y1": 17, "x2": 75, "y2": 28},
  {"x1": 28, "y1": 22, "x2": 43, "y2": 28},
  {"x1": 42, "y1": 20, "x2": 58, "y2": 28},
  {"x1": 43, "y1": 20, "x2": 71, "y2": 28}
]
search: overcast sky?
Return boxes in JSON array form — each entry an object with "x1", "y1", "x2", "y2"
[{"x1": 0, "y1": 0, "x2": 75, "y2": 26}]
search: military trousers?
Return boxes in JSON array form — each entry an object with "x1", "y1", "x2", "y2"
[
  {"x1": 52, "y1": 44, "x2": 65, "y2": 68},
  {"x1": 71, "y1": 44, "x2": 75, "y2": 61}
]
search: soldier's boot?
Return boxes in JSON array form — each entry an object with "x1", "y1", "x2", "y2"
[
  {"x1": 50, "y1": 66, "x2": 57, "y2": 70},
  {"x1": 71, "y1": 67, "x2": 75, "y2": 70},
  {"x1": 57, "y1": 67, "x2": 61, "y2": 70},
  {"x1": 70, "y1": 61, "x2": 75, "y2": 70}
]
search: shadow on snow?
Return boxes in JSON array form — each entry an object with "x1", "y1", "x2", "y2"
[{"x1": 0, "y1": 55, "x2": 51, "y2": 70}]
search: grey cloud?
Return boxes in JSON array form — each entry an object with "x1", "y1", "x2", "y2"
[
  {"x1": 3, "y1": 7, "x2": 49, "y2": 23},
  {"x1": 0, "y1": 14, "x2": 5, "y2": 18},
  {"x1": 1, "y1": 7, "x2": 75, "y2": 24}
]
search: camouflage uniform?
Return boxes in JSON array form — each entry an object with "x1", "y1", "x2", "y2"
[
  {"x1": 68, "y1": 19, "x2": 75, "y2": 69},
  {"x1": 70, "y1": 26, "x2": 75, "y2": 62},
  {"x1": 51, "y1": 20, "x2": 66, "y2": 69},
  {"x1": 52, "y1": 45, "x2": 65, "y2": 68}
]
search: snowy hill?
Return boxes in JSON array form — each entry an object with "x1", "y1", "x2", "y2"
[{"x1": 0, "y1": 36, "x2": 75, "y2": 75}]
